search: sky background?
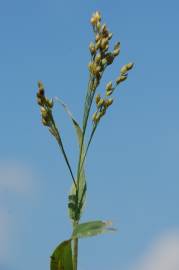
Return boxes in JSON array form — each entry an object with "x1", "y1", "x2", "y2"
[{"x1": 0, "y1": 0, "x2": 179, "y2": 270}]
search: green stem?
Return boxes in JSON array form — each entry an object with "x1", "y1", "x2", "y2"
[
  {"x1": 78, "y1": 124, "x2": 97, "y2": 182},
  {"x1": 73, "y1": 75, "x2": 95, "y2": 270},
  {"x1": 76, "y1": 76, "x2": 95, "y2": 187},
  {"x1": 73, "y1": 237, "x2": 78, "y2": 270},
  {"x1": 50, "y1": 118, "x2": 77, "y2": 188},
  {"x1": 56, "y1": 135, "x2": 77, "y2": 189}
]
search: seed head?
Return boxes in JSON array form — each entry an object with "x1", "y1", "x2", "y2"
[{"x1": 90, "y1": 11, "x2": 101, "y2": 26}]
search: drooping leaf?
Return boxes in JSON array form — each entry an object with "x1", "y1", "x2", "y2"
[
  {"x1": 72, "y1": 220, "x2": 116, "y2": 239},
  {"x1": 50, "y1": 239, "x2": 73, "y2": 270},
  {"x1": 55, "y1": 98, "x2": 86, "y2": 221}
]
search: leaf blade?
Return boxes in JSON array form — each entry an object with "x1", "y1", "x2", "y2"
[
  {"x1": 50, "y1": 239, "x2": 73, "y2": 270},
  {"x1": 72, "y1": 220, "x2": 116, "y2": 239}
]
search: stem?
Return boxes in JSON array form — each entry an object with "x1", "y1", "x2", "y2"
[
  {"x1": 73, "y1": 238, "x2": 78, "y2": 270},
  {"x1": 78, "y1": 124, "x2": 97, "y2": 182},
  {"x1": 56, "y1": 135, "x2": 77, "y2": 189},
  {"x1": 50, "y1": 118, "x2": 77, "y2": 188},
  {"x1": 76, "y1": 76, "x2": 95, "y2": 187},
  {"x1": 73, "y1": 75, "x2": 94, "y2": 270}
]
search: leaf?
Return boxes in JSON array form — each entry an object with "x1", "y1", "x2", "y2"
[
  {"x1": 50, "y1": 239, "x2": 73, "y2": 270},
  {"x1": 55, "y1": 98, "x2": 87, "y2": 221},
  {"x1": 72, "y1": 220, "x2": 116, "y2": 239}
]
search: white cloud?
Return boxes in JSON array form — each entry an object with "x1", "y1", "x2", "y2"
[
  {"x1": 132, "y1": 230, "x2": 179, "y2": 270},
  {"x1": 0, "y1": 160, "x2": 34, "y2": 193},
  {"x1": 0, "y1": 160, "x2": 37, "y2": 263}
]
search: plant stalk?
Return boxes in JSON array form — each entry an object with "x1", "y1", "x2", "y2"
[{"x1": 73, "y1": 237, "x2": 78, "y2": 270}]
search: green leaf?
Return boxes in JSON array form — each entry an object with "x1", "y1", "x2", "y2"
[
  {"x1": 50, "y1": 239, "x2": 73, "y2": 270},
  {"x1": 55, "y1": 98, "x2": 87, "y2": 221},
  {"x1": 72, "y1": 220, "x2": 116, "y2": 239}
]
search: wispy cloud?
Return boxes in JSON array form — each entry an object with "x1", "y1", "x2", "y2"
[
  {"x1": 0, "y1": 160, "x2": 37, "y2": 264},
  {"x1": 0, "y1": 160, "x2": 34, "y2": 193},
  {"x1": 132, "y1": 230, "x2": 179, "y2": 270}
]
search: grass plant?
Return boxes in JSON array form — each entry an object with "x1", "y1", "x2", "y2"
[{"x1": 36, "y1": 11, "x2": 134, "y2": 270}]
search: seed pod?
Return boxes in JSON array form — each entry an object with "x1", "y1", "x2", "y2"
[
  {"x1": 120, "y1": 62, "x2": 134, "y2": 74},
  {"x1": 41, "y1": 107, "x2": 49, "y2": 120},
  {"x1": 106, "y1": 89, "x2": 113, "y2": 96},
  {"x1": 105, "y1": 53, "x2": 114, "y2": 65},
  {"x1": 95, "y1": 94, "x2": 101, "y2": 104},
  {"x1": 88, "y1": 62, "x2": 93, "y2": 72},
  {"x1": 38, "y1": 81, "x2": 44, "y2": 89},
  {"x1": 99, "y1": 109, "x2": 106, "y2": 117},
  {"x1": 36, "y1": 92, "x2": 42, "y2": 98},
  {"x1": 46, "y1": 98, "x2": 54, "y2": 108},
  {"x1": 95, "y1": 54, "x2": 101, "y2": 64},
  {"x1": 103, "y1": 44, "x2": 109, "y2": 52},
  {"x1": 113, "y1": 48, "x2": 120, "y2": 57},
  {"x1": 116, "y1": 74, "x2": 128, "y2": 84},
  {"x1": 90, "y1": 17, "x2": 96, "y2": 25},
  {"x1": 95, "y1": 112, "x2": 101, "y2": 122},
  {"x1": 126, "y1": 62, "x2": 134, "y2": 71},
  {"x1": 95, "y1": 11, "x2": 101, "y2": 21},
  {"x1": 95, "y1": 33, "x2": 100, "y2": 42},
  {"x1": 89, "y1": 42, "x2": 96, "y2": 55},
  {"x1": 97, "y1": 98, "x2": 104, "y2": 108},
  {"x1": 101, "y1": 24, "x2": 107, "y2": 33},
  {"x1": 90, "y1": 11, "x2": 101, "y2": 26},
  {"x1": 92, "y1": 112, "x2": 98, "y2": 122},
  {"x1": 107, "y1": 98, "x2": 113, "y2": 106},
  {"x1": 120, "y1": 65, "x2": 128, "y2": 75},
  {"x1": 97, "y1": 21, "x2": 101, "y2": 31},
  {"x1": 42, "y1": 118, "x2": 49, "y2": 126},
  {"x1": 37, "y1": 97, "x2": 43, "y2": 106},
  {"x1": 114, "y1": 42, "x2": 120, "y2": 50},
  {"x1": 100, "y1": 38, "x2": 108, "y2": 50},
  {"x1": 40, "y1": 106, "x2": 46, "y2": 114},
  {"x1": 101, "y1": 58, "x2": 107, "y2": 66},
  {"x1": 101, "y1": 24, "x2": 109, "y2": 37},
  {"x1": 108, "y1": 32, "x2": 113, "y2": 40},
  {"x1": 113, "y1": 43, "x2": 120, "y2": 57},
  {"x1": 92, "y1": 78, "x2": 99, "y2": 90},
  {"x1": 38, "y1": 88, "x2": 44, "y2": 97},
  {"x1": 93, "y1": 65, "x2": 101, "y2": 77},
  {"x1": 105, "y1": 81, "x2": 113, "y2": 92},
  {"x1": 96, "y1": 39, "x2": 101, "y2": 50}
]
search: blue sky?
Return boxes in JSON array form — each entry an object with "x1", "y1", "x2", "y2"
[{"x1": 0, "y1": 1, "x2": 179, "y2": 270}]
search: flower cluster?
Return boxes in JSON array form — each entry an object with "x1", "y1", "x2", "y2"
[
  {"x1": 88, "y1": 12, "x2": 120, "y2": 90},
  {"x1": 36, "y1": 81, "x2": 54, "y2": 127},
  {"x1": 88, "y1": 11, "x2": 134, "y2": 124}
]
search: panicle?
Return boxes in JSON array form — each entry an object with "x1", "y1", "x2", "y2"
[{"x1": 36, "y1": 81, "x2": 54, "y2": 127}]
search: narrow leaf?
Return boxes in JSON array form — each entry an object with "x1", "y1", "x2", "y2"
[
  {"x1": 55, "y1": 98, "x2": 87, "y2": 221},
  {"x1": 50, "y1": 240, "x2": 73, "y2": 270},
  {"x1": 72, "y1": 220, "x2": 116, "y2": 239}
]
